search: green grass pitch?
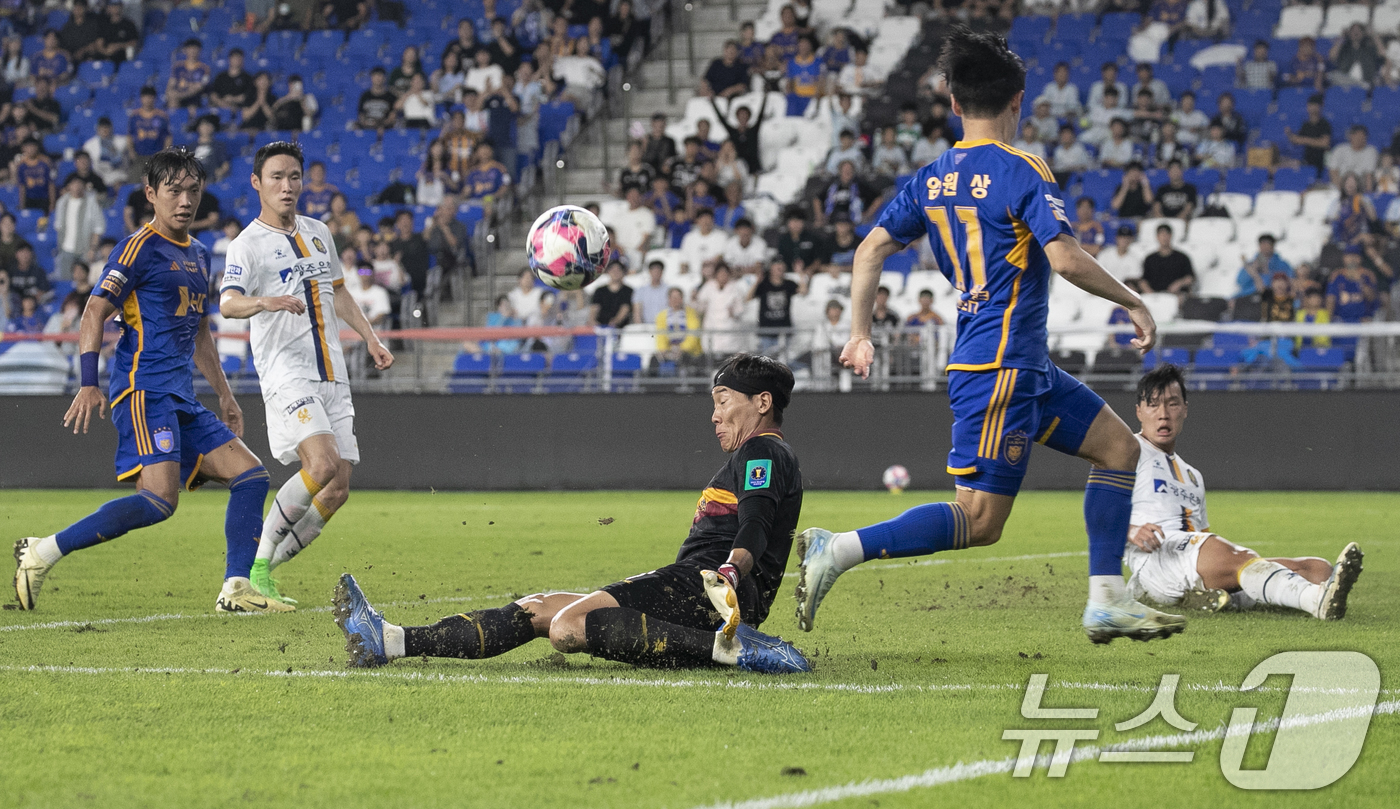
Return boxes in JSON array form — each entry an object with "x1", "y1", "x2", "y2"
[{"x1": 1, "y1": 489, "x2": 1396, "y2": 808}]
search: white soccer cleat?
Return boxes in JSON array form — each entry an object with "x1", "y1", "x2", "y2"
[
  {"x1": 13, "y1": 537, "x2": 53, "y2": 611},
  {"x1": 794, "y1": 527, "x2": 842, "y2": 632},
  {"x1": 1083, "y1": 598, "x2": 1186, "y2": 644},
  {"x1": 215, "y1": 577, "x2": 296, "y2": 614},
  {"x1": 1315, "y1": 542, "x2": 1364, "y2": 621},
  {"x1": 701, "y1": 570, "x2": 741, "y2": 639}
]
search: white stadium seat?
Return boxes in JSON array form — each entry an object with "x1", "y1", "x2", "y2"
[
  {"x1": 879, "y1": 271, "x2": 906, "y2": 296},
  {"x1": 1195, "y1": 266, "x2": 1241, "y2": 299},
  {"x1": 1252, "y1": 190, "x2": 1303, "y2": 221},
  {"x1": 1137, "y1": 217, "x2": 1187, "y2": 245},
  {"x1": 1321, "y1": 4, "x2": 1372, "y2": 38},
  {"x1": 1185, "y1": 217, "x2": 1235, "y2": 246},
  {"x1": 1141, "y1": 292, "x2": 1181, "y2": 325},
  {"x1": 1300, "y1": 187, "x2": 1341, "y2": 221},
  {"x1": 1276, "y1": 6, "x2": 1324, "y2": 38},
  {"x1": 1374, "y1": 4, "x2": 1400, "y2": 35},
  {"x1": 1209, "y1": 192, "x2": 1254, "y2": 219}
]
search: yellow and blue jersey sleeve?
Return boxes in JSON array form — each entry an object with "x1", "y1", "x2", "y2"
[
  {"x1": 94, "y1": 227, "x2": 159, "y2": 306},
  {"x1": 875, "y1": 141, "x2": 1074, "y2": 372}
]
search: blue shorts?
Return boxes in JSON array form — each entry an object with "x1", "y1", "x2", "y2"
[
  {"x1": 111, "y1": 391, "x2": 238, "y2": 490},
  {"x1": 946, "y1": 364, "x2": 1107, "y2": 497},
  {"x1": 785, "y1": 94, "x2": 813, "y2": 116}
]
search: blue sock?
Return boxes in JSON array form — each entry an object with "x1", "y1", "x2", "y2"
[
  {"x1": 856, "y1": 502, "x2": 971, "y2": 561},
  {"x1": 1085, "y1": 469, "x2": 1135, "y2": 576},
  {"x1": 55, "y1": 491, "x2": 174, "y2": 554},
  {"x1": 225, "y1": 467, "x2": 271, "y2": 580}
]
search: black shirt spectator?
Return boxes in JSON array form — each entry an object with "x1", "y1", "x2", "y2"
[
  {"x1": 641, "y1": 117, "x2": 678, "y2": 173},
  {"x1": 710, "y1": 94, "x2": 767, "y2": 176},
  {"x1": 1114, "y1": 177, "x2": 1153, "y2": 218},
  {"x1": 358, "y1": 85, "x2": 397, "y2": 130},
  {"x1": 753, "y1": 274, "x2": 798, "y2": 328},
  {"x1": 1142, "y1": 248, "x2": 1195, "y2": 293},
  {"x1": 591, "y1": 279, "x2": 634, "y2": 326},
  {"x1": 126, "y1": 187, "x2": 154, "y2": 232},
  {"x1": 1298, "y1": 115, "x2": 1333, "y2": 173},
  {"x1": 777, "y1": 219, "x2": 831, "y2": 269},
  {"x1": 57, "y1": 3, "x2": 104, "y2": 62},
  {"x1": 62, "y1": 160, "x2": 107, "y2": 198},
  {"x1": 23, "y1": 85, "x2": 63, "y2": 134},
  {"x1": 1211, "y1": 95, "x2": 1248, "y2": 147},
  {"x1": 8, "y1": 248, "x2": 50, "y2": 301},
  {"x1": 323, "y1": 0, "x2": 369, "y2": 30},
  {"x1": 391, "y1": 224, "x2": 432, "y2": 293},
  {"x1": 192, "y1": 191, "x2": 221, "y2": 233},
  {"x1": 618, "y1": 162, "x2": 654, "y2": 194},
  {"x1": 96, "y1": 4, "x2": 141, "y2": 65},
  {"x1": 209, "y1": 53, "x2": 257, "y2": 111},
  {"x1": 704, "y1": 42, "x2": 750, "y2": 97},
  {"x1": 1155, "y1": 179, "x2": 1197, "y2": 219},
  {"x1": 487, "y1": 22, "x2": 523, "y2": 75}
]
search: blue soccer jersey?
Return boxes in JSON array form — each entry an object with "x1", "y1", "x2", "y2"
[
  {"x1": 300, "y1": 183, "x2": 339, "y2": 219},
  {"x1": 876, "y1": 138, "x2": 1074, "y2": 373},
  {"x1": 94, "y1": 224, "x2": 214, "y2": 406},
  {"x1": 129, "y1": 110, "x2": 171, "y2": 156}
]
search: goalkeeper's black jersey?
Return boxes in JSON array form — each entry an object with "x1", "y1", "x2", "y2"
[{"x1": 675, "y1": 432, "x2": 803, "y2": 612}]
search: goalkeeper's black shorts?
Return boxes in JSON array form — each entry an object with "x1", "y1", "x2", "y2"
[{"x1": 601, "y1": 563, "x2": 764, "y2": 631}]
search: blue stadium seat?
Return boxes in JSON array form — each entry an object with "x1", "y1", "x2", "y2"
[
  {"x1": 1276, "y1": 86, "x2": 1314, "y2": 114},
  {"x1": 1144, "y1": 168, "x2": 1168, "y2": 189},
  {"x1": 77, "y1": 60, "x2": 114, "y2": 88},
  {"x1": 1142, "y1": 347, "x2": 1191, "y2": 369},
  {"x1": 1232, "y1": 89, "x2": 1271, "y2": 124},
  {"x1": 882, "y1": 249, "x2": 918, "y2": 275},
  {"x1": 538, "y1": 101, "x2": 575, "y2": 146},
  {"x1": 1080, "y1": 169, "x2": 1122, "y2": 211},
  {"x1": 223, "y1": 32, "x2": 262, "y2": 57},
  {"x1": 304, "y1": 29, "x2": 344, "y2": 60},
  {"x1": 1183, "y1": 168, "x2": 1220, "y2": 194},
  {"x1": 204, "y1": 7, "x2": 236, "y2": 35},
  {"x1": 498, "y1": 352, "x2": 546, "y2": 393},
  {"x1": 1038, "y1": 39, "x2": 1079, "y2": 66},
  {"x1": 543, "y1": 352, "x2": 598, "y2": 392},
  {"x1": 380, "y1": 128, "x2": 422, "y2": 157},
  {"x1": 1056, "y1": 13, "x2": 1095, "y2": 43},
  {"x1": 1157, "y1": 62, "x2": 1193, "y2": 97},
  {"x1": 1098, "y1": 12, "x2": 1140, "y2": 42},
  {"x1": 610, "y1": 353, "x2": 643, "y2": 379},
  {"x1": 345, "y1": 28, "x2": 385, "y2": 60},
  {"x1": 221, "y1": 355, "x2": 243, "y2": 377},
  {"x1": 1325, "y1": 87, "x2": 1366, "y2": 124},
  {"x1": 1225, "y1": 167, "x2": 1268, "y2": 195},
  {"x1": 448, "y1": 352, "x2": 493, "y2": 393},
  {"x1": 164, "y1": 7, "x2": 204, "y2": 33},
  {"x1": 0, "y1": 185, "x2": 21, "y2": 215},
  {"x1": 1272, "y1": 166, "x2": 1315, "y2": 192},
  {"x1": 571, "y1": 334, "x2": 599, "y2": 355},
  {"x1": 1193, "y1": 348, "x2": 1240, "y2": 369},
  {"x1": 1296, "y1": 347, "x2": 1346, "y2": 369},
  {"x1": 266, "y1": 29, "x2": 303, "y2": 55},
  {"x1": 1212, "y1": 332, "x2": 1251, "y2": 350}
]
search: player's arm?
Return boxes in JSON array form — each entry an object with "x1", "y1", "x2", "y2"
[
  {"x1": 1044, "y1": 234, "x2": 1156, "y2": 352},
  {"x1": 192, "y1": 316, "x2": 242, "y2": 437},
  {"x1": 719, "y1": 447, "x2": 785, "y2": 586},
  {"x1": 842, "y1": 226, "x2": 907, "y2": 378},
  {"x1": 218, "y1": 287, "x2": 306, "y2": 318},
  {"x1": 62, "y1": 293, "x2": 117, "y2": 434},
  {"x1": 333, "y1": 281, "x2": 394, "y2": 370}
]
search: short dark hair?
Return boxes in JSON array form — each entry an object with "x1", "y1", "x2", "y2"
[
  {"x1": 695, "y1": 206, "x2": 714, "y2": 219},
  {"x1": 140, "y1": 85, "x2": 156, "y2": 97},
  {"x1": 1076, "y1": 196, "x2": 1095, "y2": 209},
  {"x1": 253, "y1": 141, "x2": 305, "y2": 177},
  {"x1": 370, "y1": 66, "x2": 386, "y2": 77},
  {"x1": 182, "y1": 38, "x2": 201, "y2": 49},
  {"x1": 97, "y1": 115, "x2": 112, "y2": 127},
  {"x1": 1258, "y1": 233, "x2": 1276, "y2": 244},
  {"x1": 228, "y1": 47, "x2": 244, "y2": 58},
  {"x1": 938, "y1": 27, "x2": 1026, "y2": 119},
  {"x1": 1136, "y1": 364, "x2": 1188, "y2": 406},
  {"x1": 877, "y1": 285, "x2": 890, "y2": 295},
  {"x1": 734, "y1": 217, "x2": 754, "y2": 229},
  {"x1": 1156, "y1": 223, "x2": 1173, "y2": 235},
  {"x1": 712, "y1": 353, "x2": 795, "y2": 424},
  {"x1": 146, "y1": 147, "x2": 207, "y2": 189}
]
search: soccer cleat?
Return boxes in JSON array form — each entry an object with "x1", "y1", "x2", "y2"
[
  {"x1": 733, "y1": 624, "x2": 812, "y2": 674},
  {"x1": 1315, "y1": 542, "x2": 1364, "y2": 621},
  {"x1": 701, "y1": 569, "x2": 741, "y2": 639},
  {"x1": 1083, "y1": 598, "x2": 1186, "y2": 644},
  {"x1": 333, "y1": 574, "x2": 388, "y2": 668},
  {"x1": 215, "y1": 577, "x2": 296, "y2": 614},
  {"x1": 1177, "y1": 587, "x2": 1231, "y2": 613},
  {"x1": 249, "y1": 558, "x2": 298, "y2": 605},
  {"x1": 13, "y1": 537, "x2": 53, "y2": 610},
  {"x1": 794, "y1": 527, "x2": 841, "y2": 632}
]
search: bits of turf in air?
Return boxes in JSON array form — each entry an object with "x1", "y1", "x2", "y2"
[
  {"x1": 489, "y1": 521, "x2": 495, "y2": 525},
  {"x1": 598, "y1": 517, "x2": 615, "y2": 525},
  {"x1": 870, "y1": 658, "x2": 878, "y2": 671},
  {"x1": 781, "y1": 767, "x2": 807, "y2": 777}
]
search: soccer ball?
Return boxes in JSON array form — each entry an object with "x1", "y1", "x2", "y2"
[
  {"x1": 883, "y1": 465, "x2": 911, "y2": 494},
  {"x1": 526, "y1": 205, "x2": 612, "y2": 290}
]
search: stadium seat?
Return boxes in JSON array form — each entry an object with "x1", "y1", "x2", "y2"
[
  {"x1": 1276, "y1": 5, "x2": 1323, "y2": 38},
  {"x1": 1321, "y1": 4, "x2": 1371, "y2": 38},
  {"x1": 448, "y1": 352, "x2": 492, "y2": 394},
  {"x1": 543, "y1": 352, "x2": 598, "y2": 392},
  {"x1": 1141, "y1": 347, "x2": 1191, "y2": 370},
  {"x1": 1099, "y1": 12, "x2": 1139, "y2": 42},
  {"x1": 1185, "y1": 217, "x2": 1234, "y2": 246},
  {"x1": 1009, "y1": 16, "x2": 1052, "y2": 44},
  {"x1": 77, "y1": 60, "x2": 114, "y2": 88},
  {"x1": 1193, "y1": 348, "x2": 1240, "y2": 370},
  {"x1": 1212, "y1": 332, "x2": 1251, "y2": 350},
  {"x1": 1232, "y1": 89, "x2": 1271, "y2": 124},
  {"x1": 498, "y1": 352, "x2": 546, "y2": 393},
  {"x1": 1092, "y1": 348, "x2": 1142, "y2": 374},
  {"x1": 1324, "y1": 86, "x2": 1366, "y2": 123},
  {"x1": 1272, "y1": 167, "x2": 1316, "y2": 192},
  {"x1": 1056, "y1": 14, "x2": 1095, "y2": 44},
  {"x1": 609, "y1": 353, "x2": 643, "y2": 388},
  {"x1": 1225, "y1": 168, "x2": 1268, "y2": 195},
  {"x1": 1080, "y1": 169, "x2": 1122, "y2": 212},
  {"x1": 1183, "y1": 168, "x2": 1221, "y2": 195},
  {"x1": 1253, "y1": 190, "x2": 1302, "y2": 220}
]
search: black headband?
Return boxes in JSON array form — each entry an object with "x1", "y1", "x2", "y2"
[{"x1": 713, "y1": 369, "x2": 790, "y2": 411}]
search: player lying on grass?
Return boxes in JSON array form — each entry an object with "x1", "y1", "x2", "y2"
[
  {"x1": 219, "y1": 141, "x2": 394, "y2": 608},
  {"x1": 334, "y1": 354, "x2": 811, "y2": 674},
  {"x1": 1124, "y1": 364, "x2": 1363, "y2": 619},
  {"x1": 14, "y1": 149, "x2": 284, "y2": 613},
  {"x1": 794, "y1": 28, "x2": 1184, "y2": 644}
]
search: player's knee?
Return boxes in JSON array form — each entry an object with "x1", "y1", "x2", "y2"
[
  {"x1": 305, "y1": 455, "x2": 338, "y2": 487},
  {"x1": 514, "y1": 595, "x2": 552, "y2": 634},
  {"x1": 967, "y1": 520, "x2": 1003, "y2": 547},
  {"x1": 547, "y1": 612, "x2": 587, "y2": 653}
]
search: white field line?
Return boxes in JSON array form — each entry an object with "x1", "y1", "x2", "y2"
[
  {"x1": 0, "y1": 551, "x2": 1087, "y2": 634},
  {"x1": 691, "y1": 698, "x2": 1400, "y2": 809},
  {"x1": 0, "y1": 664, "x2": 1393, "y2": 700}
]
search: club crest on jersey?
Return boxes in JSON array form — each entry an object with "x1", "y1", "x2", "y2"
[
  {"x1": 1187, "y1": 469, "x2": 1198, "y2": 486},
  {"x1": 744, "y1": 459, "x2": 771, "y2": 491},
  {"x1": 1003, "y1": 431, "x2": 1028, "y2": 466},
  {"x1": 312, "y1": 236, "x2": 327, "y2": 254},
  {"x1": 152, "y1": 427, "x2": 174, "y2": 453}
]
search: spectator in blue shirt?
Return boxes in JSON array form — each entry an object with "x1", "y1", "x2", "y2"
[
  {"x1": 484, "y1": 295, "x2": 523, "y2": 353},
  {"x1": 8, "y1": 293, "x2": 41, "y2": 334},
  {"x1": 1235, "y1": 234, "x2": 1293, "y2": 297},
  {"x1": 1328, "y1": 247, "x2": 1377, "y2": 322}
]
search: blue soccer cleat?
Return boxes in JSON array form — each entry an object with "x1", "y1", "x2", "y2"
[
  {"x1": 734, "y1": 624, "x2": 812, "y2": 674},
  {"x1": 1082, "y1": 598, "x2": 1186, "y2": 644},
  {"x1": 333, "y1": 574, "x2": 388, "y2": 668},
  {"x1": 794, "y1": 527, "x2": 842, "y2": 632}
]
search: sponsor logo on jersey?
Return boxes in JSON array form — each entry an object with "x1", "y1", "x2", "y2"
[
  {"x1": 1154, "y1": 479, "x2": 1169, "y2": 492},
  {"x1": 312, "y1": 236, "x2": 327, "y2": 254},
  {"x1": 99, "y1": 275, "x2": 124, "y2": 296},
  {"x1": 284, "y1": 396, "x2": 315, "y2": 416},
  {"x1": 278, "y1": 260, "x2": 333, "y2": 284},
  {"x1": 153, "y1": 427, "x2": 174, "y2": 454},
  {"x1": 274, "y1": 248, "x2": 287, "y2": 259},
  {"x1": 745, "y1": 459, "x2": 772, "y2": 490},
  {"x1": 225, "y1": 264, "x2": 244, "y2": 279},
  {"x1": 1004, "y1": 431, "x2": 1029, "y2": 465}
]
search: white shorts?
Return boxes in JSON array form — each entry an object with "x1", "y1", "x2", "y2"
[
  {"x1": 1124, "y1": 531, "x2": 1214, "y2": 604},
  {"x1": 264, "y1": 380, "x2": 360, "y2": 466}
]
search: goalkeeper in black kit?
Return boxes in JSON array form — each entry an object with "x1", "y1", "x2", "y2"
[{"x1": 334, "y1": 354, "x2": 811, "y2": 674}]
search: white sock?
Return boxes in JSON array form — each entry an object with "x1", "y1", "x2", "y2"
[
  {"x1": 383, "y1": 622, "x2": 405, "y2": 660},
  {"x1": 33, "y1": 535, "x2": 63, "y2": 565},
  {"x1": 830, "y1": 531, "x2": 866, "y2": 572},
  {"x1": 1238, "y1": 558, "x2": 1322, "y2": 615},
  {"x1": 1089, "y1": 575, "x2": 1128, "y2": 604},
  {"x1": 269, "y1": 496, "x2": 332, "y2": 569},
  {"x1": 258, "y1": 470, "x2": 321, "y2": 562},
  {"x1": 711, "y1": 631, "x2": 739, "y2": 666}
]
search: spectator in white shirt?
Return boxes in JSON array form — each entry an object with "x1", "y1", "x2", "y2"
[
  {"x1": 723, "y1": 218, "x2": 769, "y2": 276},
  {"x1": 1027, "y1": 98, "x2": 1060, "y2": 142},
  {"x1": 825, "y1": 129, "x2": 866, "y2": 175},
  {"x1": 871, "y1": 126, "x2": 910, "y2": 176},
  {"x1": 1328, "y1": 125, "x2": 1380, "y2": 189},
  {"x1": 1185, "y1": 0, "x2": 1231, "y2": 38},
  {"x1": 1171, "y1": 90, "x2": 1210, "y2": 145},
  {"x1": 1052, "y1": 125, "x2": 1096, "y2": 180},
  {"x1": 812, "y1": 298, "x2": 850, "y2": 354},
  {"x1": 348, "y1": 265, "x2": 392, "y2": 327},
  {"x1": 605, "y1": 186, "x2": 659, "y2": 267},
  {"x1": 395, "y1": 73, "x2": 438, "y2": 128},
  {"x1": 1194, "y1": 122, "x2": 1237, "y2": 169},
  {"x1": 1131, "y1": 63, "x2": 1172, "y2": 109},
  {"x1": 1012, "y1": 120, "x2": 1047, "y2": 159},
  {"x1": 507, "y1": 268, "x2": 544, "y2": 322},
  {"x1": 1036, "y1": 62, "x2": 1082, "y2": 119},
  {"x1": 1083, "y1": 86, "x2": 1130, "y2": 146},
  {"x1": 1087, "y1": 62, "x2": 1129, "y2": 112},
  {"x1": 837, "y1": 47, "x2": 885, "y2": 96},
  {"x1": 1097, "y1": 225, "x2": 1145, "y2": 281},
  {"x1": 910, "y1": 121, "x2": 951, "y2": 166},
  {"x1": 1099, "y1": 120, "x2": 1139, "y2": 169},
  {"x1": 678, "y1": 208, "x2": 730, "y2": 275},
  {"x1": 631, "y1": 260, "x2": 670, "y2": 325},
  {"x1": 464, "y1": 48, "x2": 504, "y2": 95},
  {"x1": 691, "y1": 262, "x2": 747, "y2": 354}
]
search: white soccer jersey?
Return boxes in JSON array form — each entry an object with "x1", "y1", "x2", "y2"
[
  {"x1": 1130, "y1": 434, "x2": 1209, "y2": 533},
  {"x1": 221, "y1": 216, "x2": 347, "y2": 394}
]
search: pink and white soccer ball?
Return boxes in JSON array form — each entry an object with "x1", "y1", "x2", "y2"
[
  {"x1": 883, "y1": 464, "x2": 911, "y2": 493},
  {"x1": 526, "y1": 205, "x2": 612, "y2": 290}
]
